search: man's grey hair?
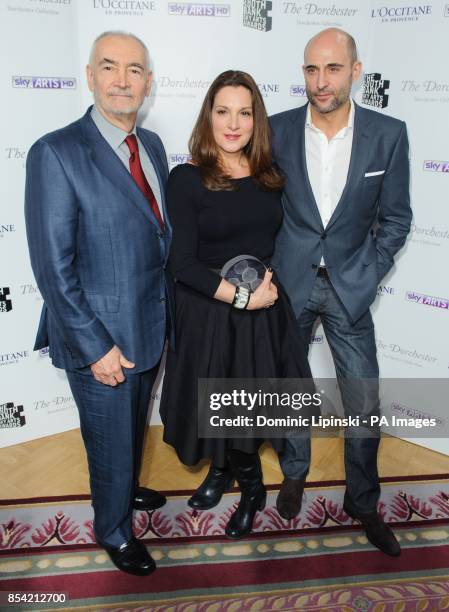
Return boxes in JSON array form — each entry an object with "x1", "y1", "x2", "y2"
[{"x1": 89, "y1": 31, "x2": 150, "y2": 70}]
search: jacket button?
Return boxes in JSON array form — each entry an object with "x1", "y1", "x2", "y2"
[
  {"x1": 159, "y1": 297, "x2": 166, "y2": 303},
  {"x1": 321, "y1": 233, "x2": 327, "y2": 240}
]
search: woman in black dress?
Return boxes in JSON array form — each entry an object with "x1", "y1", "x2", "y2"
[{"x1": 160, "y1": 70, "x2": 312, "y2": 539}]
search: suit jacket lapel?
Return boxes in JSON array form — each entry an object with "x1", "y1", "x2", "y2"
[
  {"x1": 292, "y1": 104, "x2": 323, "y2": 228},
  {"x1": 80, "y1": 110, "x2": 162, "y2": 230},
  {"x1": 326, "y1": 103, "x2": 371, "y2": 230}
]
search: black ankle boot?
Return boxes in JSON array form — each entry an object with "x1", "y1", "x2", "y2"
[
  {"x1": 188, "y1": 464, "x2": 234, "y2": 510},
  {"x1": 225, "y1": 452, "x2": 266, "y2": 539}
]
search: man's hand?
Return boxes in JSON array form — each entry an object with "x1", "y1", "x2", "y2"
[{"x1": 90, "y1": 345, "x2": 135, "y2": 386}]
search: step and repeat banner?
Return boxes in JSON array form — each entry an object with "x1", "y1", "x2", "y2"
[{"x1": 1, "y1": 0, "x2": 448, "y2": 452}]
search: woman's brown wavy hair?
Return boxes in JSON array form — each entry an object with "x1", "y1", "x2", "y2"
[{"x1": 189, "y1": 70, "x2": 284, "y2": 191}]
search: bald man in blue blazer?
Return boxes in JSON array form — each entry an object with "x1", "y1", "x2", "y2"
[
  {"x1": 25, "y1": 32, "x2": 173, "y2": 576},
  {"x1": 271, "y1": 29, "x2": 411, "y2": 557}
]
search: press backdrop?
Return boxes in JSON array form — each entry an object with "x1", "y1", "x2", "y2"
[{"x1": 1, "y1": 0, "x2": 448, "y2": 453}]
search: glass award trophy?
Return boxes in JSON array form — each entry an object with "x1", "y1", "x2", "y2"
[{"x1": 220, "y1": 255, "x2": 267, "y2": 292}]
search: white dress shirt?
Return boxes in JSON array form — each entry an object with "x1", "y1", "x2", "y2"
[{"x1": 305, "y1": 99, "x2": 354, "y2": 265}]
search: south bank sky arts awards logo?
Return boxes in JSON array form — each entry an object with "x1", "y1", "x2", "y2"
[
  {"x1": 362, "y1": 73, "x2": 390, "y2": 108},
  {"x1": 371, "y1": 4, "x2": 432, "y2": 22},
  {"x1": 0, "y1": 403, "x2": 26, "y2": 429},
  {"x1": 168, "y1": 3, "x2": 230, "y2": 16},
  {"x1": 243, "y1": 0, "x2": 273, "y2": 31},
  {"x1": 12, "y1": 76, "x2": 76, "y2": 90},
  {"x1": 0, "y1": 288, "x2": 12, "y2": 313}
]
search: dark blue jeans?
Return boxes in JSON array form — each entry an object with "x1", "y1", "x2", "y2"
[
  {"x1": 279, "y1": 272, "x2": 381, "y2": 513},
  {"x1": 66, "y1": 365, "x2": 159, "y2": 547}
]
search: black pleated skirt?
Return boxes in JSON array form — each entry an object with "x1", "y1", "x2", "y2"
[{"x1": 160, "y1": 275, "x2": 314, "y2": 466}]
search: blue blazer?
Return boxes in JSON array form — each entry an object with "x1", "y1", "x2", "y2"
[
  {"x1": 25, "y1": 107, "x2": 174, "y2": 372},
  {"x1": 270, "y1": 103, "x2": 412, "y2": 323}
]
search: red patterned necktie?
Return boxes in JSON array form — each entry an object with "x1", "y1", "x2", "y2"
[{"x1": 125, "y1": 134, "x2": 164, "y2": 229}]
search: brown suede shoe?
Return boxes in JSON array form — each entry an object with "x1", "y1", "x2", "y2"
[
  {"x1": 344, "y1": 504, "x2": 401, "y2": 557},
  {"x1": 276, "y1": 478, "x2": 305, "y2": 520}
]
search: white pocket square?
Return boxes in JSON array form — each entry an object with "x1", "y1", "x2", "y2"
[{"x1": 364, "y1": 170, "x2": 385, "y2": 177}]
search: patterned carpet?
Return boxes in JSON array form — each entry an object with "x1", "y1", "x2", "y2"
[{"x1": 1, "y1": 476, "x2": 449, "y2": 610}]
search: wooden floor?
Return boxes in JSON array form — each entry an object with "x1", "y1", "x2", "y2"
[{"x1": 2, "y1": 426, "x2": 449, "y2": 500}]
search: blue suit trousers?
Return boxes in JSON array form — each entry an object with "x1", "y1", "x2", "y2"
[
  {"x1": 66, "y1": 366, "x2": 159, "y2": 547},
  {"x1": 279, "y1": 273, "x2": 381, "y2": 513}
]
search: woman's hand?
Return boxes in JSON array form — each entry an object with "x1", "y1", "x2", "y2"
[{"x1": 246, "y1": 269, "x2": 278, "y2": 310}]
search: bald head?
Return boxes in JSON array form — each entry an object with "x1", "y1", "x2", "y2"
[{"x1": 305, "y1": 28, "x2": 358, "y2": 66}]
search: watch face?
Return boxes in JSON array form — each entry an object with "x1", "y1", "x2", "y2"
[{"x1": 221, "y1": 255, "x2": 267, "y2": 292}]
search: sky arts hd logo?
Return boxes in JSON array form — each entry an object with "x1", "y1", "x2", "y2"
[
  {"x1": 310, "y1": 334, "x2": 323, "y2": 344},
  {"x1": 405, "y1": 291, "x2": 449, "y2": 310},
  {"x1": 423, "y1": 160, "x2": 449, "y2": 173},
  {"x1": 290, "y1": 84, "x2": 307, "y2": 97},
  {"x1": 362, "y1": 73, "x2": 389, "y2": 109},
  {"x1": 0, "y1": 288, "x2": 12, "y2": 313},
  {"x1": 168, "y1": 153, "x2": 191, "y2": 169},
  {"x1": 243, "y1": 0, "x2": 272, "y2": 31},
  {"x1": 12, "y1": 76, "x2": 76, "y2": 90},
  {"x1": 0, "y1": 402, "x2": 26, "y2": 429},
  {"x1": 168, "y1": 3, "x2": 230, "y2": 15}
]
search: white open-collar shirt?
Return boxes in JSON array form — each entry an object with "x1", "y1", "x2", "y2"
[{"x1": 305, "y1": 98, "x2": 355, "y2": 267}]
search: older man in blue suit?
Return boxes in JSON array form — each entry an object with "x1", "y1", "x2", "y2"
[
  {"x1": 25, "y1": 31, "x2": 173, "y2": 575},
  {"x1": 271, "y1": 28, "x2": 411, "y2": 556}
]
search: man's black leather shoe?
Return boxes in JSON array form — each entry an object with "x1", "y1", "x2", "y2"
[
  {"x1": 276, "y1": 478, "x2": 305, "y2": 520},
  {"x1": 101, "y1": 537, "x2": 156, "y2": 576},
  {"x1": 133, "y1": 487, "x2": 166, "y2": 511},
  {"x1": 344, "y1": 504, "x2": 401, "y2": 557},
  {"x1": 188, "y1": 464, "x2": 234, "y2": 510}
]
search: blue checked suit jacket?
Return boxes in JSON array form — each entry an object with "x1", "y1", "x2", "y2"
[{"x1": 25, "y1": 107, "x2": 174, "y2": 372}]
